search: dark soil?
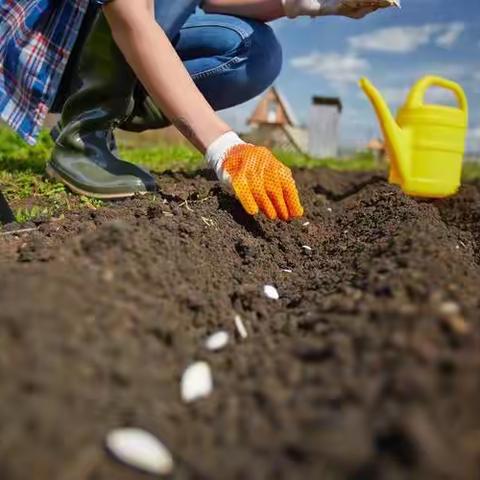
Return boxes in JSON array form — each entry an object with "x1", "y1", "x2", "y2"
[{"x1": 1, "y1": 168, "x2": 480, "y2": 480}]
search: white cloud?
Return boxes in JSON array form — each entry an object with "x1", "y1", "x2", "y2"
[
  {"x1": 349, "y1": 25, "x2": 439, "y2": 53},
  {"x1": 290, "y1": 52, "x2": 369, "y2": 84},
  {"x1": 349, "y1": 22, "x2": 465, "y2": 53},
  {"x1": 436, "y1": 22, "x2": 465, "y2": 48}
]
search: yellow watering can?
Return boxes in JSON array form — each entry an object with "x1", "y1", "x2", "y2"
[{"x1": 360, "y1": 76, "x2": 469, "y2": 198}]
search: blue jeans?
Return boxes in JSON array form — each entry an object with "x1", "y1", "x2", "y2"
[
  {"x1": 95, "y1": 0, "x2": 282, "y2": 112},
  {"x1": 177, "y1": 13, "x2": 282, "y2": 110}
]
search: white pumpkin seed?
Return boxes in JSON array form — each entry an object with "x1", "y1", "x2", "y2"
[
  {"x1": 302, "y1": 245, "x2": 312, "y2": 252},
  {"x1": 205, "y1": 331, "x2": 229, "y2": 351},
  {"x1": 438, "y1": 301, "x2": 461, "y2": 316},
  {"x1": 264, "y1": 285, "x2": 279, "y2": 300},
  {"x1": 105, "y1": 428, "x2": 173, "y2": 475},
  {"x1": 234, "y1": 314, "x2": 248, "y2": 339},
  {"x1": 181, "y1": 361, "x2": 213, "y2": 403}
]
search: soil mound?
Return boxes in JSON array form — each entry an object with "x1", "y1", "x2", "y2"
[{"x1": 1, "y1": 168, "x2": 480, "y2": 480}]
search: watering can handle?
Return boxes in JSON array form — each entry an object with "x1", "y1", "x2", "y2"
[{"x1": 406, "y1": 76, "x2": 468, "y2": 113}]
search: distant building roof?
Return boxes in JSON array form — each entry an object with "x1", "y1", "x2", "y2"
[
  {"x1": 276, "y1": 87, "x2": 298, "y2": 126},
  {"x1": 311, "y1": 96, "x2": 343, "y2": 112},
  {"x1": 367, "y1": 138, "x2": 385, "y2": 150},
  {"x1": 248, "y1": 86, "x2": 298, "y2": 127}
]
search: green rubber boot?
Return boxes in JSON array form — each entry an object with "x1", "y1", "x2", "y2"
[
  {"x1": 48, "y1": 13, "x2": 156, "y2": 199},
  {"x1": 120, "y1": 84, "x2": 171, "y2": 133}
]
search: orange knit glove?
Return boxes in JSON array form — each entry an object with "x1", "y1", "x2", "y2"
[
  {"x1": 222, "y1": 144, "x2": 304, "y2": 221},
  {"x1": 206, "y1": 132, "x2": 303, "y2": 221}
]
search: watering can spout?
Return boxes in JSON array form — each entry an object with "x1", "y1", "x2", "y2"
[{"x1": 360, "y1": 77, "x2": 410, "y2": 183}]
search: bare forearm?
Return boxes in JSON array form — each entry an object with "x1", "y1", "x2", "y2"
[
  {"x1": 202, "y1": 0, "x2": 285, "y2": 21},
  {"x1": 104, "y1": 1, "x2": 230, "y2": 153}
]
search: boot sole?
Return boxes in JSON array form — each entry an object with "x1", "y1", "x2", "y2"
[{"x1": 46, "y1": 164, "x2": 148, "y2": 200}]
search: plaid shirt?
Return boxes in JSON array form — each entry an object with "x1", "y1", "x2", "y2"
[{"x1": 0, "y1": 0, "x2": 92, "y2": 144}]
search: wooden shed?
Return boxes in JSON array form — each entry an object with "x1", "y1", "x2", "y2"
[
  {"x1": 248, "y1": 86, "x2": 297, "y2": 127},
  {"x1": 308, "y1": 96, "x2": 342, "y2": 159},
  {"x1": 367, "y1": 137, "x2": 387, "y2": 163},
  {"x1": 245, "y1": 86, "x2": 307, "y2": 153}
]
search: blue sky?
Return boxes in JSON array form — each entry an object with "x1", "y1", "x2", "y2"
[{"x1": 221, "y1": 0, "x2": 480, "y2": 151}]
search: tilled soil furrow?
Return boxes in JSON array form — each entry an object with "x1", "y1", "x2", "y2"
[{"x1": 0, "y1": 169, "x2": 480, "y2": 480}]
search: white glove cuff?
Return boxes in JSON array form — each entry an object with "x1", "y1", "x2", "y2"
[
  {"x1": 205, "y1": 131, "x2": 245, "y2": 183},
  {"x1": 282, "y1": 0, "x2": 322, "y2": 18}
]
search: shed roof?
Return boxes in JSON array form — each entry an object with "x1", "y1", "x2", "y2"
[
  {"x1": 248, "y1": 86, "x2": 298, "y2": 127},
  {"x1": 311, "y1": 96, "x2": 343, "y2": 112}
]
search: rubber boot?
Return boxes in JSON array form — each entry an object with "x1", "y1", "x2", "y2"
[
  {"x1": 119, "y1": 0, "x2": 201, "y2": 132},
  {"x1": 120, "y1": 84, "x2": 171, "y2": 133},
  {"x1": 0, "y1": 190, "x2": 14, "y2": 225},
  {"x1": 48, "y1": 13, "x2": 156, "y2": 199}
]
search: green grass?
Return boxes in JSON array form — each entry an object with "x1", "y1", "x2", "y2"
[
  {"x1": 1, "y1": 125, "x2": 480, "y2": 224},
  {"x1": 460, "y1": 161, "x2": 480, "y2": 182},
  {"x1": 0, "y1": 128, "x2": 66, "y2": 222},
  {"x1": 274, "y1": 149, "x2": 380, "y2": 171},
  {"x1": 121, "y1": 143, "x2": 203, "y2": 171}
]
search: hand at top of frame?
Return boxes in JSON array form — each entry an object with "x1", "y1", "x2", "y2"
[{"x1": 282, "y1": 0, "x2": 400, "y2": 19}]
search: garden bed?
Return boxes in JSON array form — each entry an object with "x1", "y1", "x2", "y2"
[{"x1": 1, "y1": 168, "x2": 480, "y2": 479}]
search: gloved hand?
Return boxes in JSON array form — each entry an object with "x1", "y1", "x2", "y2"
[
  {"x1": 206, "y1": 132, "x2": 304, "y2": 221},
  {"x1": 282, "y1": 0, "x2": 400, "y2": 19}
]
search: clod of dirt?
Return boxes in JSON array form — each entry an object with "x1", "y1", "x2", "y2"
[
  {"x1": 105, "y1": 428, "x2": 174, "y2": 475},
  {"x1": 205, "y1": 331, "x2": 229, "y2": 351},
  {"x1": 181, "y1": 361, "x2": 213, "y2": 403},
  {"x1": 264, "y1": 285, "x2": 280, "y2": 300}
]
